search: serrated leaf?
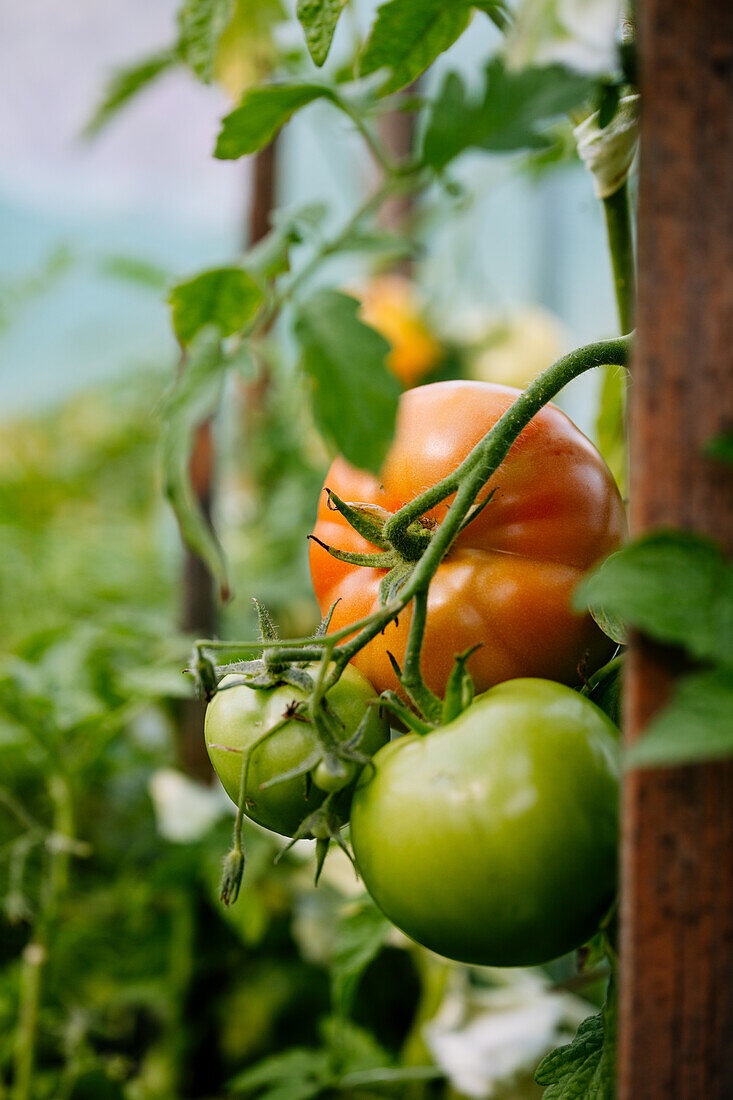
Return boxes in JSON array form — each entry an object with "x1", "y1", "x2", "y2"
[
  {"x1": 330, "y1": 898, "x2": 391, "y2": 1016},
  {"x1": 360, "y1": 0, "x2": 472, "y2": 97},
  {"x1": 627, "y1": 668, "x2": 733, "y2": 768},
  {"x1": 83, "y1": 50, "x2": 177, "y2": 137},
  {"x1": 177, "y1": 0, "x2": 235, "y2": 82},
  {"x1": 574, "y1": 531, "x2": 733, "y2": 668},
  {"x1": 169, "y1": 267, "x2": 263, "y2": 345},
  {"x1": 536, "y1": 977, "x2": 616, "y2": 1099},
  {"x1": 215, "y1": 84, "x2": 336, "y2": 158},
  {"x1": 295, "y1": 291, "x2": 400, "y2": 474},
  {"x1": 297, "y1": 0, "x2": 343, "y2": 67},
  {"x1": 422, "y1": 57, "x2": 595, "y2": 170}
]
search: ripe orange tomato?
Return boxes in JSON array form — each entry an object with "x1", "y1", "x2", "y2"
[
  {"x1": 309, "y1": 380, "x2": 626, "y2": 699},
  {"x1": 356, "y1": 275, "x2": 442, "y2": 387}
]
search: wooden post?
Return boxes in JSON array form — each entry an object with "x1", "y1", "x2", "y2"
[{"x1": 619, "y1": 0, "x2": 733, "y2": 1095}]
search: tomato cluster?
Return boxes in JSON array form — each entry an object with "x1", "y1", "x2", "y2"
[
  {"x1": 206, "y1": 381, "x2": 624, "y2": 967},
  {"x1": 309, "y1": 380, "x2": 626, "y2": 700}
]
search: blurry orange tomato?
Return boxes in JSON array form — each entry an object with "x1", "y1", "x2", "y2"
[
  {"x1": 309, "y1": 380, "x2": 626, "y2": 699},
  {"x1": 356, "y1": 275, "x2": 442, "y2": 387}
]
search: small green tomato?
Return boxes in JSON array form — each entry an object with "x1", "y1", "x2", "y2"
[{"x1": 205, "y1": 666, "x2": 388, "y2": 838}]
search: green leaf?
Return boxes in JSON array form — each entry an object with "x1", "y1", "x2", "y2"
[
  {"x1": 705, "y1": 430, "x2": 733, "y2": 467},
  {"x1": 590, "y1": 604, "x2": 627, "y2": 647},
  {"x1": 297, "y1": 0, "x2": 344, "y2": 67},
  {"x1": 99, "y1": 255, "x2": 170, "y2": 291},
  {"x1": 177, "y1": 0, "x2": 235, "y2": 82},
  {"x1": 83, "y1": 50, "x2": 177, "y2": 137},
  {"x1": 340, "y1": 1066, "x2": 443, "y2": 1089},
  {"x1": 295, "y1": 291, "x2": 400, "y2": 474},
  {"x1": 160, "y1": 329, "x2": 231, "y2": 600},
  {"x1": 360, "y1": 0, "x2": 472, "y2": 97},
  {"x1": 169, "y1": 267, "x2": 263, "y2": 345},
  {"x1": 574, "y1": 531, "x2": 733, "y2": 668},
  {"x1": 215, "y1": 84, "x2": 336, "y2": 158},
  {"x1": 628, "y1": 668, "x2": 733, "y2": 768},
  {"x1": 472, "y1": 0, "x2": 511, "y2": 32},
  {"x1": 422, "y1": 58, "x2": 595, "y2": 170},
  {"x1": 329, "y1": 897, "x2": 392, "y2": 1016},
  {"x1": 228, "y1": 1049, "x2": 330, "y2": 1096},
  {"x1": 536, "y1": 977, "x2": 616, "y2": 1099},
  {"x1": 320, "y1": 1016, "x2": 390, "y2": 1075}
]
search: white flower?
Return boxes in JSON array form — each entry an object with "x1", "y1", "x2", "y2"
[
  {"x1": 149, "y1": 768, "x2": 232, "y2": 843},
  {"x1": 507, "y1": 0, "x2": 623, "y2": 76},
  {"x1": 424, "y1": 968, "x2": 591, "y2": 1099}
]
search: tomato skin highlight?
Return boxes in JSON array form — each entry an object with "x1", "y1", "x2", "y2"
[
  {"x1": 350, "y1": 679, "x2": 619, "y2": 967},
  {"x1": 309, "y1": 380, "x2": 627, "y2": 699},
  {"x1": 205, "y1": 668, "x2": 388, "y2": 838}
]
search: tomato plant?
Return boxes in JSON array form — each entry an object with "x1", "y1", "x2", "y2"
[
  {"x1": 350, "y1": 679, "x2": 620, "y2": 967},
  {"x1": 205, "y1": 668, "x2": 389, "y2": 837},
  {"x1": 310, "y1": 380, "x2": 626, "y2": 700}
]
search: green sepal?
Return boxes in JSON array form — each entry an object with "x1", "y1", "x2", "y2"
[
  {"x1": 314, "y1": 600, "x2": 340, "y2": 638},
  {"x1": 441, "y1": 645, "x2": 480, "y2": 725},
  {"x1": 308, "y1": 534, "x2": 396, "y2": 569},
  {"x1": 378, "y1": 562, "x2": 414, "y2": 606},
  {"x1": 458, "y1": 488, "x2": 496, "y2": 534},
  {"x1": 378, "y1": 691, "x2": 434, "y2": 735},
  {"x1": 219, "y1": 846, "x2": 245, "y2": 907},
  {"x1": 253, "y1": 597, "x2": 279, "y2": 642},
  {"x1": 325, "y1": 489, "x2": 392, "y2": 550}
]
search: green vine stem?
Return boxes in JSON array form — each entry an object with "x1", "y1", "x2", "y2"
[
  {"x1": 197, "y1": 335, "x2": 631, "y2": 715},
  {"x1": 12, "y1": 773, "x2": 75, "y2": 1100},
  {"x1": 603, "y1": 181, "x2": 636, "y2": 334}
]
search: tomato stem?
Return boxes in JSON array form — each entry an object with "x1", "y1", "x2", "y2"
[
  {"x1": 195, "y1": 335, "x2": 632, "y2": 714},
  {"x1": 401, "y1": 589, "x2": 443, "y2": 722},
  {"x1": 603, "y1": 181, "x2": 636, "y2": 336}
]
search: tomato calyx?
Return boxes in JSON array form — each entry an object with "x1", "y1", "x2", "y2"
[
  {"x1": 312, "y1": 490, "x2": 438, "y2": 610},
  {"x1": 275, "y1": 794, "x2": 357, "y2": 885},
  {"x1": 321, "y1": 488, "x2": 433, "y2": 563}
]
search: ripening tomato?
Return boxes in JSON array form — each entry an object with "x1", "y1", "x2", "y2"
[
  {"x1": 309, "y1": 380, "x2": 626, "y2": 699},
  {"x1": 205, "y1": 668, "x2": 389, "y2": 837},
  {"x1": 357, "y1": 275, "x2": 443, "y2": 387},
  {"x1": 350, "y1": 679, "x2": 620, "y2": 966}
]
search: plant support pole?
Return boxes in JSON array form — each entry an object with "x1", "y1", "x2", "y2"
[{"x1": 619, "y1": 0, "x2": 733, "y2": 1094}]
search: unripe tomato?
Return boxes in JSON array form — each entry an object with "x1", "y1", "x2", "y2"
[
  {"x1": 350, "y1": 679, "x2": 619, "y2": 967},
  {"x1": 357, "y1": 275, "x2": 443, "y2": 387},
  {"x1": 309, "y1": 381, "x2": 626, "y2": 699},
  {"x1": 205, "y1": 668, "x2": 389, "y2": 837}
]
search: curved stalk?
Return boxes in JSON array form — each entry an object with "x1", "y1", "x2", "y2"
[{"x1": 198, "y1": 336, "x2": 632, "y2": 712}]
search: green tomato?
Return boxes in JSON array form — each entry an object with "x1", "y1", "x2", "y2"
[
  {"x1": 350, "y1": 679, "x2": 619, "y2": 967},
  {"x1": 205, "y1": 667, "x2": 388, "y2": 838}
]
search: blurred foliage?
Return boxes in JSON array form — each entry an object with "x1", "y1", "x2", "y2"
[{"x1": 0, "y1": 339, "x2": 591, "y2": 1100}]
